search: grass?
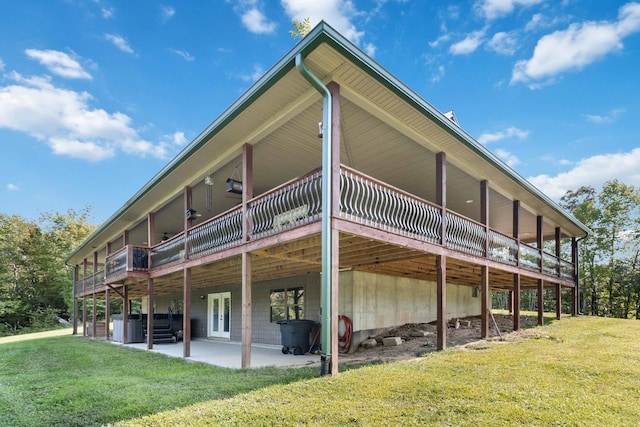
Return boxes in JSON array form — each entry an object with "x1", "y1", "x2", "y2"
[{"x1": 2, "y1": 317, "x2": 640, "y2": 426}]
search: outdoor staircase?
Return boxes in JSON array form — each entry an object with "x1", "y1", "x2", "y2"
[{"x1": 142, "y1": 309, "x2": 178, "y2": 344}]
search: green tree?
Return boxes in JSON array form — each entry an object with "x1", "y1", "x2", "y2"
[
  {"x1": 290, "y1": 18, "x2": 311, "y2": 41},
  {"x1": 0, "y1": 208, "x2": 95, "y2": 335}
]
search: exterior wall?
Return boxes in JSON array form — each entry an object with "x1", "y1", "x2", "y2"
[
  {"x1": 137, "y1": 269, "x2": 479, "y2": 348},
  {"x1": 339, "y1": 270, "x2": 481, "y2": 348}
]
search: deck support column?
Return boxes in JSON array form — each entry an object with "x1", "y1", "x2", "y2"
[
  {"x1": 537, "y1": 279, "x2": 544, "y2": 326},
  {"x1": 241, "y1": 142, "x2": 254, "y2": 369},
  {"x1": 183, "y1": 268, "x2": 191, "y2": 358},
  {"x1": 92, "y1": 293, "x2": 97, "y2": 339},
  {"x1": 147, "y1": 278, "x2": 154, "y2": 350},
  {"x1": 105, "y1": 289, "x2": 110, "y2": 341},
  {"x1": 242, "y1": 252, "x2": 252, "y2": 368},
  {"x1": 436, "y1": 255, "x2": 447, "y2": 350},
  {"x1": 73, "y1": 266, "x2": 79, "y2": 335},
  {"x1": 480, "y1": 265, "x2": 489, "y2": 339},
  {"x1": 122, "y1": 285, "x2": 129, "y2": 344},
  {"x1": 513, "y1": 274, "x2": 520, "y2": 331},
  {"x1": 556, "y1": 284, "x2": 562, "y2": 320},
  {"x1": 572, "y1": 237, "x2": 579, "y2": 316}
]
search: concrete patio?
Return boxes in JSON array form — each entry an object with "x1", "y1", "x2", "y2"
[{"x1": 118, "y1": 339, "x2": 321, "y2": 369}]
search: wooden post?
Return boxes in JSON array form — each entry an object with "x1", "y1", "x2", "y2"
[
  {"x1": 183, "y1": 268, "x2": 191, "y2": 358},
  {"x1": 513, "y1": 274, "x2": 520, "y2": 331},
  {"x1": 436, "y1": 255, "x2": 447, "y2": 350},
  {"x1": 537, "y1": 279, "x2": 544, "y2": 326},
  {"x1": 537, "y1": 216, "x2": 543, "y2": 272},
  {"x1": 105, "y1": 289, "x2": 110, "y2": 341},
  {"x1": 572, "y1": 237, "x2": 578, "y2": 316},
  {"x1": 480, "y1": 180, "x2": 489, "y2": 257},
  {"x1": 92, "y1": 294, "x2": 97, "y2": 339},
  {"x1": 122, "y1": 285, "x2": 129, "y2": 344},
  {"x1": 436, "y1": 152, "x2": 446, "y2": 246},
  {"x1": 480, "y1": 265, "x2": 489, "y2": 338},
  {"x1": 556, "y1": 283, "x2": 562, "y2": 320},
  {"x1": 242, "y1": 252, "x2": 252, "y2": 368},
  {"x1": 328, "y1": 81, "x2": 341, "y2": 375},
  {"x1": 73, "y1": 266, "x2": 79, "y2": 335},
  {"x1": 147, "y1": 278, "x2": 154, "y2": 350},
  {"x1": 241, "y1": 143, "x2": 254, "y2": 369}
]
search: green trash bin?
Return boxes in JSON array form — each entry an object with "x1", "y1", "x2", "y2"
[{"x1": 276, "y1": 319, "x2": 314, "y2": 355}]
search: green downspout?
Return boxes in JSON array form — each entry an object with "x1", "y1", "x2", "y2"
[{"x1": 295, "y1": 53, "x2": 333, "y2": 376}]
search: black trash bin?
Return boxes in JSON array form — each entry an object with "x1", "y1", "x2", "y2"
[{"x1": 277, "y1": 319, "x2": 314, "y2": 355}]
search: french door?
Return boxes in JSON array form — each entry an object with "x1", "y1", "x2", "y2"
[{"x1": 207, "y1": 292, "x2": 231, "y2": 339}]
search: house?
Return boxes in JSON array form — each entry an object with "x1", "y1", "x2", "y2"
[{"x1": 66, "y1": 22, "x2": 589, "y2": 375}]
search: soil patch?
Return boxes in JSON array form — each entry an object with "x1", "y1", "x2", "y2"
[{"x1": 339, "y1": 314, "x2": 541, "y2": 364}]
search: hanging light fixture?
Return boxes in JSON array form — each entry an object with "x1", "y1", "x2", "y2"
[
  {"x1": 204, "y1": 174, "x2": 213, "y2": 211},
  {"x1": 226, "y1": 165, "x2": 243, "y2": 194}
]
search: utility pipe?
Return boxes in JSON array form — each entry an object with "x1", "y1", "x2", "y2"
[{"x1": 295, "y1": 53, "x2": 333, "y2": 376}]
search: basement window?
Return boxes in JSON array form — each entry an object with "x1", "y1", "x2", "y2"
[{"x1": 270, "y1": 287, "x2": 305, "y2": 322}]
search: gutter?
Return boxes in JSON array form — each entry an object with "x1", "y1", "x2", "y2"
[{"x1": 295, "y1": 53, "x2": 333, "y2": 376}]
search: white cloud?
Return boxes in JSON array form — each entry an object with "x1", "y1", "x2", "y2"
[
  {"x1": 476, "y1": 0, "x2": 544, "y2": 21},
  {"x1": 239, "y1": 64, "x2": 265, "y2": 82},
  {"x1": 584, "y1": 108, "x2": 625, "y2": 124},
  {"x1": 166, "y1": 131, "x2": 187, "y2": 146},
  {"x1": 0, "y1": 72, "x2": 168, "y2": 162},
  {"x1": 104, "y1": 33, "x2": 135, "y2": 54},
  {"x1": 495, "y1": 148, "x2": 520, "y2": 167},
  {"x1": 364, "y1": 42, "x2": 376, "y2": 57},
  {"x1": 242, "y1": 8, "x2": 276, "y2": 34},
  {"x1": 429, "y1": 34, "x2": 451, "y2": 48},
  {"x1": 487, "y1": 31, "x2": 518, "y2": 55},
  {"x1": 0, "y1": 58, "x2": 4, "y2": 71},
  {"x1": 161, "y1": 5, "x2": 175, "y2": 21},
  {"x1": 170, "y1": 49, "x2": 195, "y2": 61},
  {"x1": 529, "y1": 147, "x2": 640, "y2": 200},
  {"x1": 7, "y1": 184, "x2": 19, "y2": 191},
  {"x1": 25, "y1": 49, "x2": 92, "y2": 80},
  {"x1": 478, "y1": 126, "x2": 529, "y2": 144},
  {"x1": 512, "y1": 2, "x2": 640, "y2": 85},
  {"x1": 431, "y1": 65, "x2": 445, "y2": 83},
  {"x1": 101, "y1": 7, "x2": 114, "y2": 19},
  {"x1": 281, "y1": 0, "x2": 366, "y2": 46},
  {"x1": 449, "y1": 30, "x2": 486, "y2": 55}
]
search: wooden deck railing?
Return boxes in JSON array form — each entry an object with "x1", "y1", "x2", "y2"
[{"x1": 102, "y1": 164, "x2": 575, "y2": 283}]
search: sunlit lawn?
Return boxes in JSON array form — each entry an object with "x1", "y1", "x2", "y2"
[{"x1": 2, "y1": 317, "x2": 640, "y2": 426}]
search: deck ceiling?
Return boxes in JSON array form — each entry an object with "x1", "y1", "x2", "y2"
[
  {"x1": 70, "y1": 35, "x2": 586, "y2": 267},
  {"x1": 120, "y1": 232, "x2": 566, "y2": 299}
]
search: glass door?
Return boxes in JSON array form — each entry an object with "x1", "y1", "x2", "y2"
[{"x1": 207, "y1": 292, "x2": 231, "y2": 339}]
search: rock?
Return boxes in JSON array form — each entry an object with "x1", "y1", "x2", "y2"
[
  {"x1": 382, "y1": 336, "x2": 402, "y2": 346},
  {"x1": 458, "y1": 320, "x2": 471, "y2": 328},
  {"x1": 360, "y1": 338, "x2": 378, "y2": 349},
  {"x1": 409, "y1": 330, "x2": 431, "y2": 337}
]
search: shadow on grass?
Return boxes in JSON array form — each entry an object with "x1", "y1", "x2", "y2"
[{"x1": 0, "y1": 335, "x2": 322, "y2": 427}]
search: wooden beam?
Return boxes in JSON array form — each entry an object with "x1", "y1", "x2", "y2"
[
  {"x1": 480, "y1": 265, "x2": 489, "y2": 339},
  {"x1": 513, "y1": 274, "x2": 520, "y2": 331},
  {"x1": 147, "y1": 278, "x2": 154, "y2": 350},
  {"x1": 183, "y1": 268, "x2": 191, "y2": 358},
  {"x1": 537, "y1": 279, "x2": 544, "y2": 326},
  {"x1": 436, "y1": 152, "x2": 446, "y2": 246},
  {"x1": 123, "y1": 285, "x2": 129, "y2": 344},
  {"x1": 242, "y1": 252, "x2": 252, "y2": 369},
  {"x1": 92, "y1": 293, "x2": 97, "y2": 340},
  {"x1": 480, "y1": 180, "x2": 489, "y2": 257},
  {"x1": 329, "y1": 81, "x2": 341, "y2": 376},
  {"x1": 73, "y1": 266, "x2": 79, "y2": 335},
  {"x1": 105, "y1": 289, "x2": 110, "y2": 341},
  {"x1": 436, "y1": 255, "x2": 447, "y2": 350},
  {"x1": 556, "y1": 283, "x2": 562, "y2": 320}
]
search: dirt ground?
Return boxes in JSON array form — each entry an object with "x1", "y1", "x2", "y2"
[{"x1": 339, "y1": 314, "x2": 542, "y2": 364}]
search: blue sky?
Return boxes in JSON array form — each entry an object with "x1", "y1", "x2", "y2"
[{"x1": 1, "y1": 0, "x2": 639, "y2": 224}]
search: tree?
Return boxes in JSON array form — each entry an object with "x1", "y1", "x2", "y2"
[
  {"x1": 0, "y1": 208, "x2": 95, "y2": 334},
  {"x1": 561, "y1": 181, "x2": 640, "y2": 318},
  {"x1": 290, "y1": 18, "x2": 312, "y2": 41}
]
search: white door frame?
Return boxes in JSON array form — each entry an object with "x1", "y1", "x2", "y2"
[{"x1": 207, "y1": 292, "x2": 231, "y2": 339}]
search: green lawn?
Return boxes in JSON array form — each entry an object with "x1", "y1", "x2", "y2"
[{"x1": 2, "y1": 317, "x2": 640, "y2": 426}]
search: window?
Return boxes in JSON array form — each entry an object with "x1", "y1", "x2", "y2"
[{"x1": 270, "y1": 287, "x2": 305, "y2": 322}]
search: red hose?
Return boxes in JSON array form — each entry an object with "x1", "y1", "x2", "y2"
[{"x1": 338, "y1": 314, "x2": 352, "y2": 353}]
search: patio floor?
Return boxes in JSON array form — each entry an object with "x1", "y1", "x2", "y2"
[{"x1": 118, "y1": 339, "x2": 321, "y2": 369}]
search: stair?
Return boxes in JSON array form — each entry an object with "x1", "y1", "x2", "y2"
[{"x1": 142, "y1": 320, "x2": 177, "y2": 344}]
